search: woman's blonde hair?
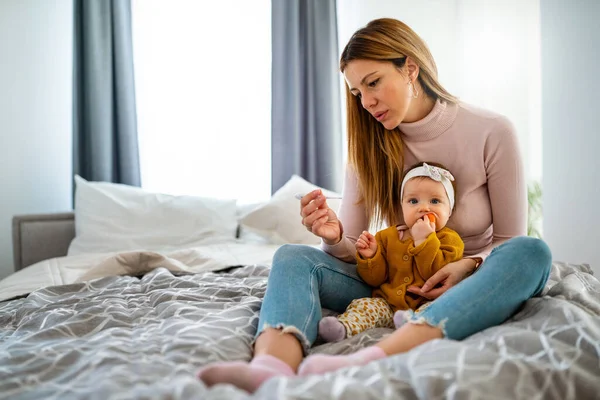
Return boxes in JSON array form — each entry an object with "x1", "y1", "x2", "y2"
[{"x1": 340, "y1": 18, "x2": 457, "y2": 227}]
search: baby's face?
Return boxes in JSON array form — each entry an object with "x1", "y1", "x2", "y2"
[{"x1": 401, "y1": 177, "x2": 452, "y2": 230}]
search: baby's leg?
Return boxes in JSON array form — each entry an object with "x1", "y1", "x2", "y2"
[
  {"x1": 319, "y1": 298, "x2": 366, "y2": 342},
  {"x1": 370, "y1": 297, "x2": 395, "y2": 329},
  {"x1": 318, "y1": 316, "x2": 347, "y2": 342},
  {"x1": 319, "y1": 297, "x2": 392, "y2": 342},
  {"x1": 393, "y1": 310, "x2": 408, "y2": 329}
]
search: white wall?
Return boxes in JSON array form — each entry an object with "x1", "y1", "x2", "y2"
[
  {"x1": 541, "y1": 0, "x2": 600, "y2": 276},
  {"x1": 0, "y1": 0, "x2": 73, "y2": 279},
  {"x1": 336, "y1": 0, "x2": 542, "y2": 182}
]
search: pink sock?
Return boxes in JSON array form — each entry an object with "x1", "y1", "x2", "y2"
[
  {"x1": 297, "y1": 346, "x2": 387, "y2": 376},
  {"x1": 197, "y1": 355, "x2": 295, "y2": 393},
  {"x1": 393, "y1": 310, "x2": 408, "y2": 329},
  {"x1": 318, "y1": 316, "x2": 348, "y2": 342}
]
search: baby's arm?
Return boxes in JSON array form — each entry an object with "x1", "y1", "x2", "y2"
[
  {"x1": 355, "y1": 231, "x2": 377, "y2": 258},
  {"x1": 411, "y1": 214, "x2": 436, "y2": 246},
  {"x1": 356, "y1": 231, "x2": 388, "y2": 287},
  {"x1": 408, "y1": 229, "x2": 464, "y2": 279}
]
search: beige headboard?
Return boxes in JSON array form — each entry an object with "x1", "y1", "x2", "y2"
[{"x1": 12, "y1": 212, "x2": 75, "y2": 272}]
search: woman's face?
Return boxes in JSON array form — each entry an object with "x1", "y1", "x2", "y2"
[{"x1": 343, "y1": 59, "x2": 416, "y2": 129}]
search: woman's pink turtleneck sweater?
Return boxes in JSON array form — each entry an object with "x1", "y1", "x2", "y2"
[{"x1": 322, "y1": 99, "x2": 526, "y2": 263}]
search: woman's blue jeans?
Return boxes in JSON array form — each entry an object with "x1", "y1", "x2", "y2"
[{"x1": 256, "y1": 236, "x2": 552, "y2": 353}]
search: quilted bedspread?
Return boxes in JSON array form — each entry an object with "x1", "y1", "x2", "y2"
[{"x1": 0, "y1": 261, "x2": 599, "y2": 399}]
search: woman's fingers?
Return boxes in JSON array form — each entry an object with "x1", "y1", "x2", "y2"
[
  {"x1": 310, "y1": 212, "x2": 330, "y2": 231},
  {"x1": 406, "y1": 268, "x2": 450, "y2": 300},
  {"x1": 300, "y1": 191, "x2": 325, "y2": 217},
  {"x1": 302, "y1": 207, "x2": 329, "y2": 230},
  {"x1": 300, "y1": 195, "x2": 331, "y2": 231},
  {"x1": 421, "y1": 269, "x2": 448, "y2": 292},
  {"x1": 421, "y1": 286, "x2": 447, "y2": 299},
  {"x1": 406, "y1": 285, "x2": 440, "y2": 300},
  {"x1": 299, "y1": 190, "x2": 321, "y2": 209},
  {"x1": 407, "y1": 285, "x2": 424, "y2": 295}
]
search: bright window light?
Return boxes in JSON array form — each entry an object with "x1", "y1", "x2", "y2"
[{"x1": 132, "y1": 0, "x2": 271, "y2": 203}]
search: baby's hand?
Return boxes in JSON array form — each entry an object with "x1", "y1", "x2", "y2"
[
  {"x1": 411, "y1": 215, "x2": 436, "y2": 245},
  {"x1": 356, "y1": 231, "x2": 377, "y2": 258}
]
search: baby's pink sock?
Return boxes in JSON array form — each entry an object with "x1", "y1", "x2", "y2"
[
  {"x1": 393, "y1": 310, "x2": 408, "y2": 329},
  {"x1": 318, "y1": 316, "x2": 348, "y2": 342},
  {"x1": 297, "y1": 346, "x2": 387, "y2": 376},
  {"x1": 198, "y1": 355, "x2": 295, "y2": 393}
]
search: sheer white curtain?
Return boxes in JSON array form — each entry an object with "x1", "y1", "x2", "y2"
[
  {"x1": 132, "y1": 0, "x2": 271, "y2": 203},
  {"x1": 337, "y1": 0, "x2": 542, "y2": 182}
]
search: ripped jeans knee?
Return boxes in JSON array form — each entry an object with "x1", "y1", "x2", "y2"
[
  {"x1": 394, "y1": 310, "x2": 448, "y2": 337},
  {"x1": 393, "y1": 302, "x2": 448, "y2": 336}
]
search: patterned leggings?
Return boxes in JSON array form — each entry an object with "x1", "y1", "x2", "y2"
[{"x1": 337, "y1": 297, "x2": 395, "y2": 337}]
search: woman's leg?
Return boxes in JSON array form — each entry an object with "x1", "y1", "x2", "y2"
[
  {"x1": 299, "y1": 236, "x2": 553, "y2": 375},
  {"x1": 198, "y1": 244, "x2": 372, "y2": 391}
]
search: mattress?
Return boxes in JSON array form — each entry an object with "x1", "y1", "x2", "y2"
[{"x1": 0, "y1": 253, "x2": 598, "y2": 399}]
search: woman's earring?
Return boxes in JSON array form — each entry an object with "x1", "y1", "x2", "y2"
[{"x1": 410, "y1": 81, "x2": 419, "y2": 99}]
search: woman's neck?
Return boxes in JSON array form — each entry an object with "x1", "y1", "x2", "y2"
[
  {"x1": 403, "y1": 93, "x2": 436, "y2": 123},
  {"x1": 398, "y1": 98, "x2": 459, "y2": 142}
]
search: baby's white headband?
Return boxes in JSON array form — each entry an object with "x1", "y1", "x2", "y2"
[{"x1": 400, "y1": 163, "x2": 456, "y2": 211}]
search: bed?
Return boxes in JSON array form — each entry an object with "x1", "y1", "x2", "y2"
[{"x1": 1, "y1": 175, "x2": 599, "y2": 400}]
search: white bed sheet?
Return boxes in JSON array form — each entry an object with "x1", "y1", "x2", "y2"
[{"x1": 0, "y1": 241, "x2": 287, "y2": 302}]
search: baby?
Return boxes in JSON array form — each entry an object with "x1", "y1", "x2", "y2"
[{"x1": 319, "y1": 162, "x2": 464, "y2": 342}]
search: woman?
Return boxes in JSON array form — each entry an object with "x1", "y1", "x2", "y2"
[{"x1": 199, "y1": 18, "x2": 552, "y2": 392}]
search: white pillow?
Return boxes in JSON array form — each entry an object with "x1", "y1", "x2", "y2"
[
  {"x1": 239, "y1": 175, "x2": 342, "y2": 245},
  {"x1": 235, "y1": 201, "x2": 271, "y2": 244},
  {"x1": 68, "y1": 176, "x2": 238, "y2": 255}
]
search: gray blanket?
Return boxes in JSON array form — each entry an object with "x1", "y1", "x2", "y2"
[{"x1": 0, "y1": 261, "x2": 599, "y2": 399}]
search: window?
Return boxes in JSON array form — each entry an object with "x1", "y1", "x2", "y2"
[{"x1": 132, "y1": 0, "x2": 271, "y2": 203}]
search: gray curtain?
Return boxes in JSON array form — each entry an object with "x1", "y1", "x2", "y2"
[
  {"x1": 73, "y1": 0, "x2": 141, "y2": 186},
  {"x1": 271, "y1": 0, "x2": 343, "y2": 193}
]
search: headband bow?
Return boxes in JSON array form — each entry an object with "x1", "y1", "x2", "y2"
[{"x1": 422, "y1": 163, "x2": 455, "y2": 183}]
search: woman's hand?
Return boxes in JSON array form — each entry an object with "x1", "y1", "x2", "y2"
[
  {"x1": 406, "y1": 258, "x2": 478, "y2": 300},
  {"x1": 299, "y1": 190, "x2": 342, "y2": 245}
]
